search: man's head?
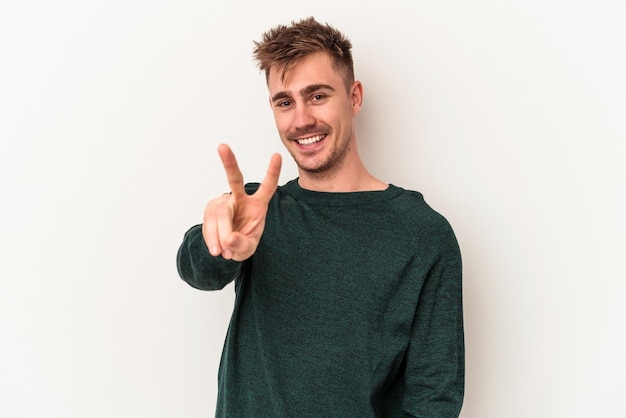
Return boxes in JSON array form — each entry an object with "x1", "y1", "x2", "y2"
[
  {"x1": 253, "y1": 17, "x2": 354, "y2": 93},
  {"x1": 253, "y1": 18, "x2": 367, "y2": 188}
]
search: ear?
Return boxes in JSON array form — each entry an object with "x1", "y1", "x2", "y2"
[{"x1": 350, "y1": 81, "x2": 363, "y2": 115}]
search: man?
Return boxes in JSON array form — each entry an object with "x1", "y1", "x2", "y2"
[{"x1": 177, "y1": 17, "x2": 464, "y2": 417}]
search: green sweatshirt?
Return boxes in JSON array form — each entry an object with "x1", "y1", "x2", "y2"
[{"x1": 177, "y1": 179, "x2": 464, "y2": 417}]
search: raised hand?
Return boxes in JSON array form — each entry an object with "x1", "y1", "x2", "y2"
[{"x1": 202, "y1": 144, "x2": 282, "y2": 261}]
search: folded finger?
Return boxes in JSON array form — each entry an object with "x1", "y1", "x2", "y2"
[
  {"x1": 202, "y1": 208, "x2": 221, "y2": 257},
  {"x1": 215, "y1": 204, "x2": 235, "y2": 259}
]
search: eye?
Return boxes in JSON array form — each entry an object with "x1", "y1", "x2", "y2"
[
  {"x1": 276, "y1": 100, "x2": 292, "y2": 108},
  {"x1": 312, "y1": 94, "x2": 325, "y2": 102}
]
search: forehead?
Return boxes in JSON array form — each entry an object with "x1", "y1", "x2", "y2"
[{"x1": 267, "y1": 52, "x2": 343, "y2": 94}]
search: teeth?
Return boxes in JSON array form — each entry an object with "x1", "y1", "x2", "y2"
[{"x1": 297, "y1": 134, "x2": 324, "y2": 145}]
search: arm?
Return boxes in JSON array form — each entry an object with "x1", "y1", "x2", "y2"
[
  {"x1": 176, "y1": 224, "x2": 244, "y2": 290},
  {"x1": 404, "y1": 223, "x2": 465, "y2": 417}
]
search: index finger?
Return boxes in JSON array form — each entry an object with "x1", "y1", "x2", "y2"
[
  {"x1": 254, "y1": 152, "x2": 282, "y2": 203},
  {"x1": 217, "y1": 144, "x2": 246, "y2": 197}
]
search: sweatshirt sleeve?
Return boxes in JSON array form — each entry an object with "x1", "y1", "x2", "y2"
[
  {"x1": 176, "y1": 224, "x2": 244, "y2": 291},
  {"x1": 404, "y1": 222, "x2": 465, "y2": 417}
]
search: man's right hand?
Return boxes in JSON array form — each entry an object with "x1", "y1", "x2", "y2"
[{"x1": 202, "y1": 144, "x2": 282, "y2": 261}]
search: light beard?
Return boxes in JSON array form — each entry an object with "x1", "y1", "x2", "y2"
[{"x1": 293, "y1": 139, "x2": 352, "y2": 178}]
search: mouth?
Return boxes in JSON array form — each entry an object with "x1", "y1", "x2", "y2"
[{"x1": 295, "y1": 134, "x2": 326, "y2": 146}]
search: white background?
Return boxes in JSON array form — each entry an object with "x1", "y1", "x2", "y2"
[{"x1": 1, "y1": 1, "x2": 625, "y2": 417}]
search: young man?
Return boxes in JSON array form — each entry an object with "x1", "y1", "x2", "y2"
[{"x1": 177, "y1": 17, "x2": 464, "y2": 417}]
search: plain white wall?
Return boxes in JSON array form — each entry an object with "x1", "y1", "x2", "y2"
[{"x1": 1, "y1": 1, "x2": 624, "y2": 417}]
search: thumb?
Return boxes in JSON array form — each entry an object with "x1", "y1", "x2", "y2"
[{"x1": 225, "y1": 232, "x2": 255, "y2": 261}]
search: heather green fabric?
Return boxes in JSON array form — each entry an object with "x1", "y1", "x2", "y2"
[{"x1": 177, "y1": 179, "x2": 464, "y2": 417}]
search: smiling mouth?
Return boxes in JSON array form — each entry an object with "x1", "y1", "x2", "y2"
[{"x1": 296, "y1": 134, "x2": 326, "y2": 146}]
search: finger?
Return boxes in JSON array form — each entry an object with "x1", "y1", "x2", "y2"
[
  {"x1": 254, "y1": 153, "x2": 282, "y2": 203},
  {"x1": 215, "y1": 204, "x2": 234, "y2": 259},
  {"x1": 217, "y1": 144, "x2": 246, "y2": 197},
  {"x1": 202, "y1": 206, "x2": 222, "y2": 256}
]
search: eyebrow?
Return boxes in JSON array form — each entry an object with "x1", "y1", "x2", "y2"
[{"x1": 271, "y1": 84, "x2": 336, "y2": 103}]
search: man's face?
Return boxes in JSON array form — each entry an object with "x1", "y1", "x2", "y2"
[{"x1": 267, "y1": 52, "x2": 362, "y2": 176}]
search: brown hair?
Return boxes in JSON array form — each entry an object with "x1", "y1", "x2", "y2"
[{"x1": 253, "y1": 17, "x2": 354, "y2": 91}]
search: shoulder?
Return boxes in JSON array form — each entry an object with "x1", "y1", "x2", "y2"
[
  {"x1": 389, "y1": 186, "x2": 450, "y2": 225},
  {"x1": 388, "y1": 185, "x2": 459, "y2": 248}
]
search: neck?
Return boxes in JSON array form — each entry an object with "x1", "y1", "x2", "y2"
[{"x1": 297, "y1": 155, "x2": 387, "y2": 193}]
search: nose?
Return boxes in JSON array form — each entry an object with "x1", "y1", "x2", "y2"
[{"x1": 293, "y1": 103, "x2": 315, "y2": 130}]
